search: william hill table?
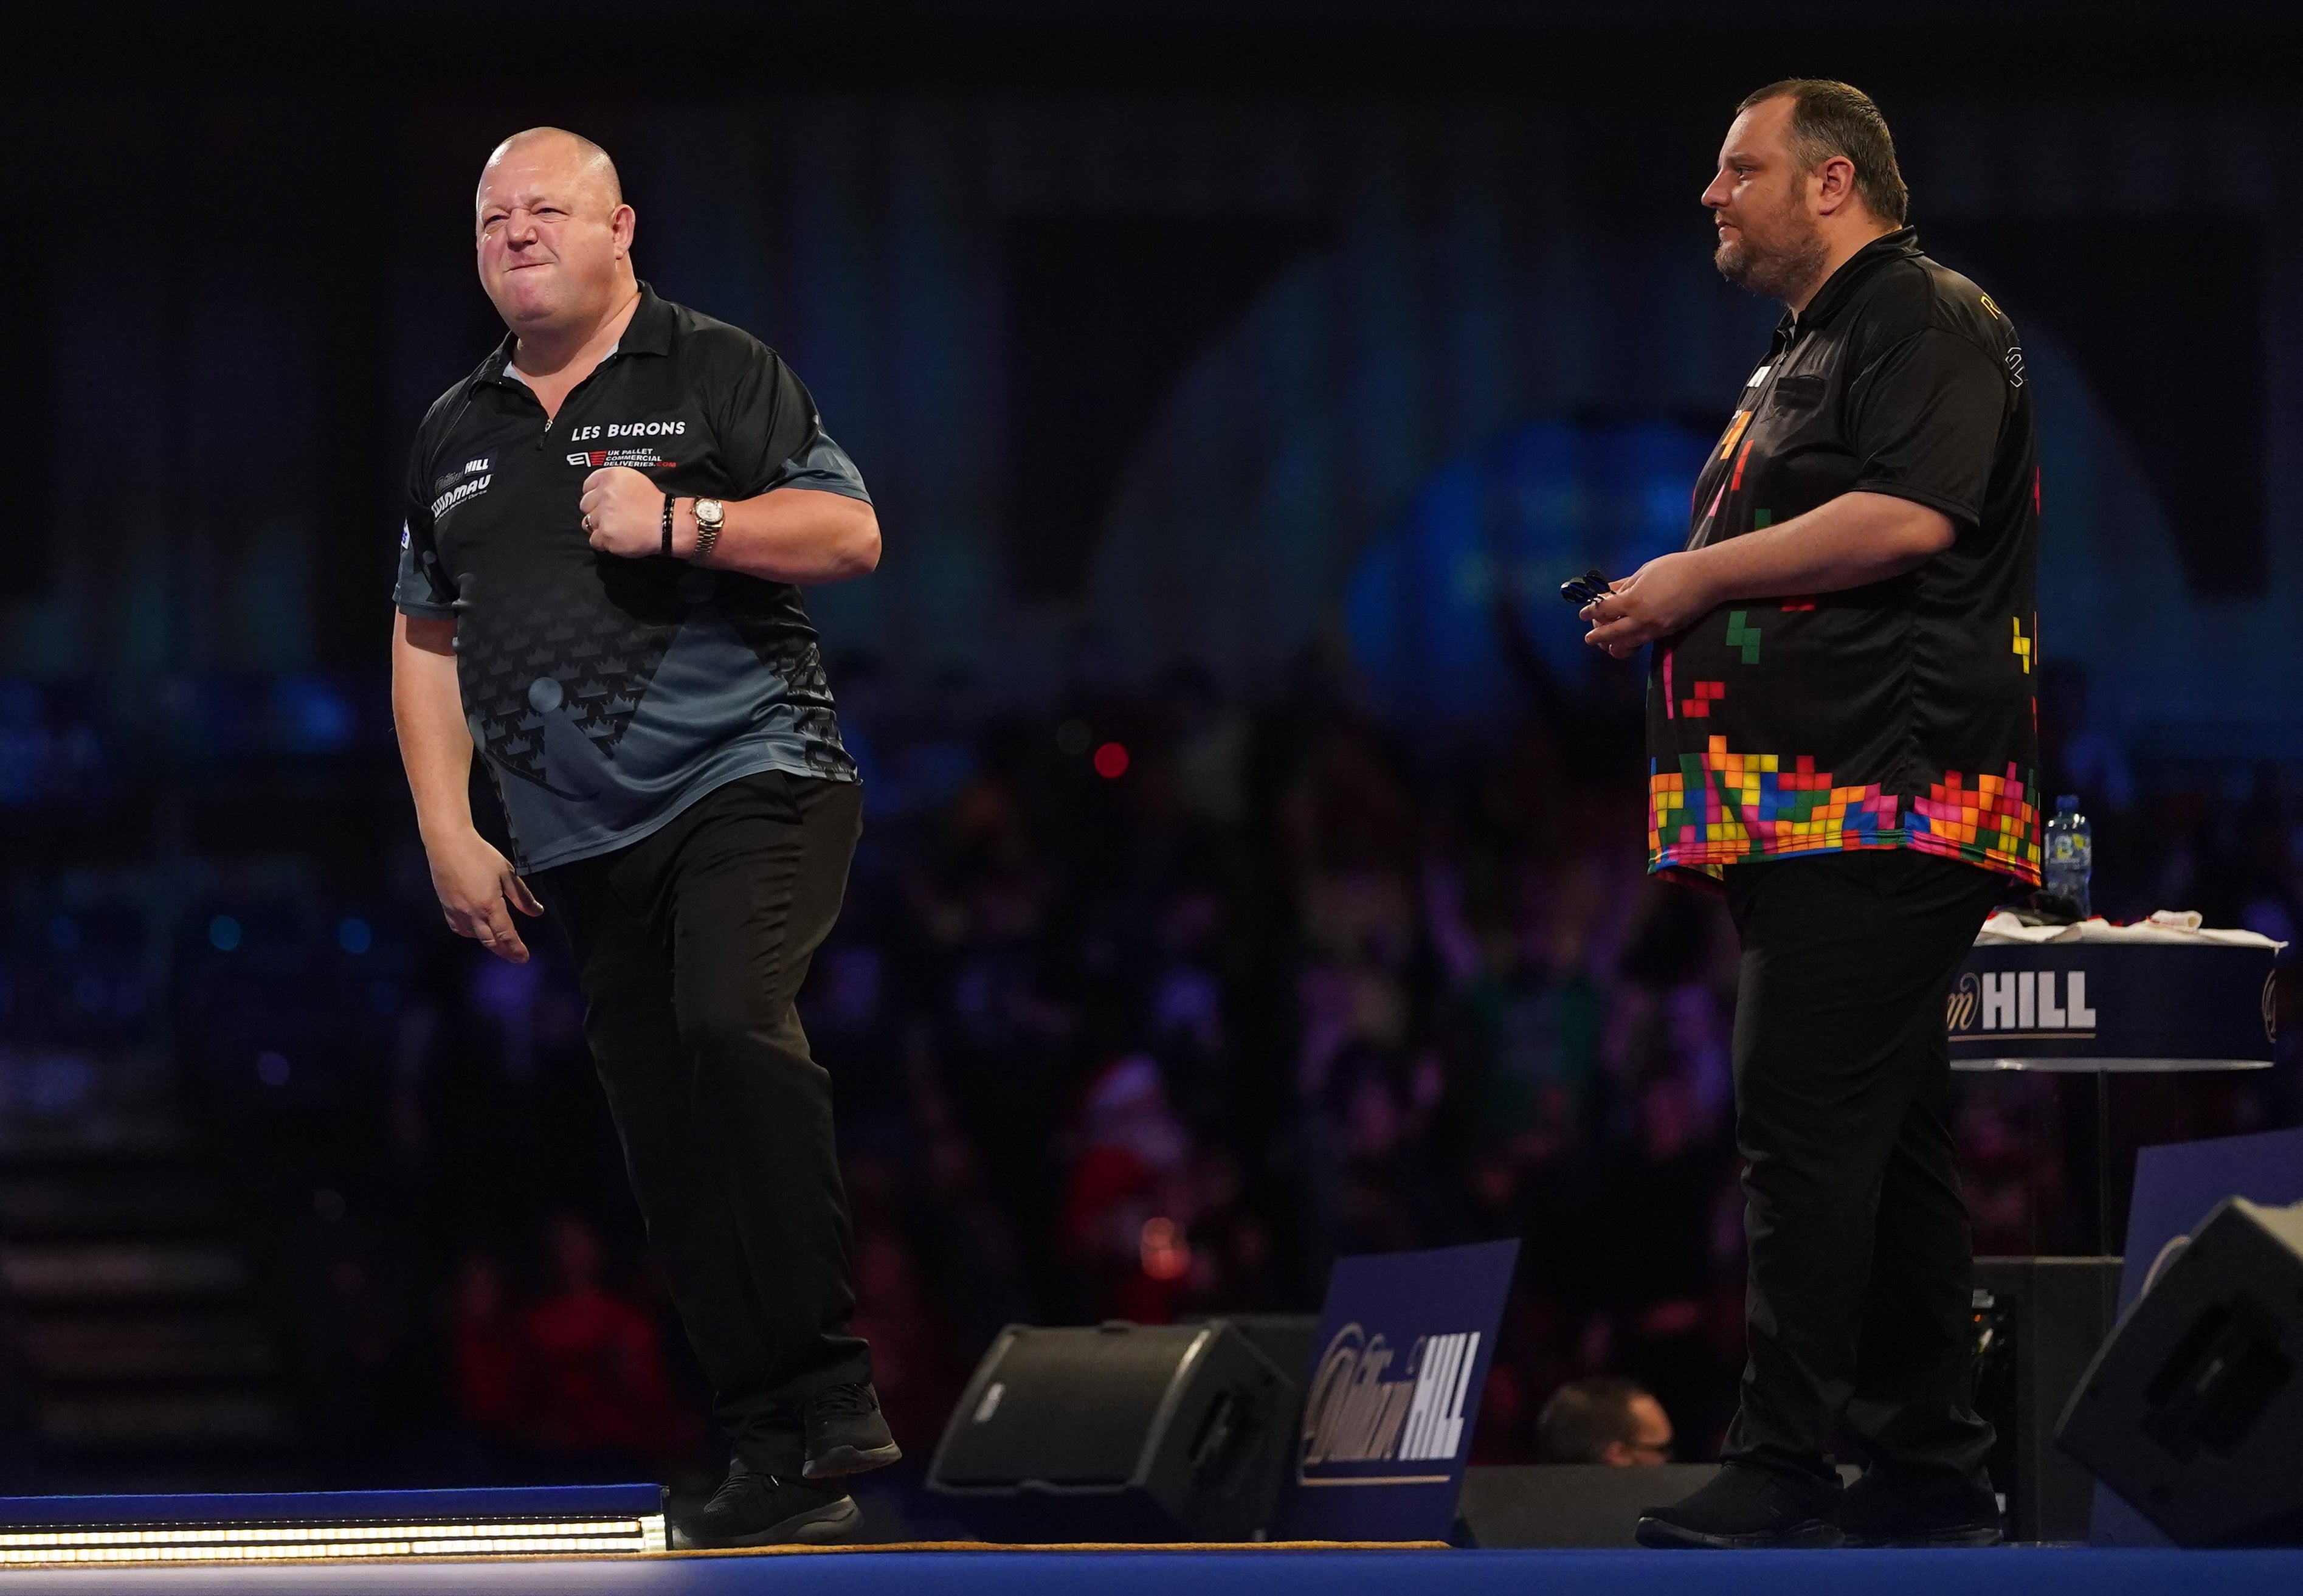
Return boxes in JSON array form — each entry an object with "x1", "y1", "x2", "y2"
[
  {"x1": 1948, "y1": 940, "x2": 2278, "y2": 1073},
  {"x1": 1947, "y1": 926, "x2": 2281, "y2": 1256}
]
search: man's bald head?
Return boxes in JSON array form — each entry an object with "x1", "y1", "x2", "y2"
[
  {"x1": 477, "y1": 127, "x2": 623, "y2": 219},
  {"x1": 473, "y1": 127, "x2": 638, "y2": 347}
]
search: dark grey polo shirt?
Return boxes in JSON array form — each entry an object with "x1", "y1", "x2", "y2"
[{"x1": 393, "y1": 285, "x2": 865, "y2": 873}]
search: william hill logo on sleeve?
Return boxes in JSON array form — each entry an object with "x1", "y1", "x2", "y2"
[{"x1": 1274, "y1": 1238, "x2": 1517, "y2": 1541}]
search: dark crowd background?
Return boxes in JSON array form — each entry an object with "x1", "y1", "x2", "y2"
[{"x1": 1, "y1": 0, "x2": 2299, "y2": 1503}]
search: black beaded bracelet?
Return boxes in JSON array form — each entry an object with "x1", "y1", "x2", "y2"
[{"x1": 660, "y1": 494, "x2": 675, "y2": 557}]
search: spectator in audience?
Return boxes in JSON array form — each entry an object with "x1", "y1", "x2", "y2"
[
  {"x1": 449, "y1": 1254, "x2": 525, "y2": 1440},
  {"x1": 1062, "y1": 1054, "x2": 1198, "y2": 1322},
  {"x1": 518, "y1": 1215, "x2": 678, "y2": 1468},
  {"x1": 1536, "y1": 1375, "x2": 1676, "y2": 1466}
]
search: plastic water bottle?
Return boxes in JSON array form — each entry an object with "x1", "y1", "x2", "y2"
[{"x1": 2043, "y1": 794, "x2": 2092, "y2": 918}]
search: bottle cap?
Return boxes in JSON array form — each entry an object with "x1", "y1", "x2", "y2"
[{"x1": 2056, "y1": 794, "x2": 2079, "y2": 813}]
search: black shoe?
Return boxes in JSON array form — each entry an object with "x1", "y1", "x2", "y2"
[
  {"x1": 1634, "y1": 1463, "x2": 1844, "y2": 1549},
  {"x1": 669, "y1": 1462, "x2": 861, "y2": 1549},
  {"x1": 1836, "y1": 1468, "x2": 2003, "y2": 1547},
  {"x1": 801, "y1": 1381, "x2": 903, "y2": 1479}
]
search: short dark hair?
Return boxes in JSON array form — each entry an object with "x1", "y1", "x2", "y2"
[
  {"x1": 1535, "y1": 1375, "x2": 1656, "y2": 1463},
  {"x1": 1737, "y1": 79, "x2": 1909, "y2": 226}
]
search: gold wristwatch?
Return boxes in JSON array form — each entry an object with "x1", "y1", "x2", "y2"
[{"x1": 691, "y1": 497, "x2": 725, "y2": 562}]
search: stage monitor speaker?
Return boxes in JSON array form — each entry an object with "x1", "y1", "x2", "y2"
[
  {"x1": 1192, "y1": 1313, "x2": 1318, "y2": 1396},
  {"x1": 1972, "y1": 1256, "x2": 2121, "y2": 1542},
  {"x1": 926, "y1": 1319, "x2": 1296, "y2": 1542},
  {"x1": 1456, "y1": 1465, "x2": 1721, "y2": 1547},
  {"x1": 2056, "y1": 1196, "x2": 2303, "y2": 1547}
]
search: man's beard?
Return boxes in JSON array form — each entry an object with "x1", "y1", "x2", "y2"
[{"x1": 1714, "y1": 218, "x2": 1828, "y2": 304}]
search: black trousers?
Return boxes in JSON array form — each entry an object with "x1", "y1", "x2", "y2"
[
  {"x1": 1719, "y1": 848, "x2": 2004, "y2": 1486},
  {"x1": 532, "y1": 770, "x2": 870, "y2": 1476}
]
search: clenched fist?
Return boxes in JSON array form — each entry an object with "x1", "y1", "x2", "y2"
[{"x1": 578, "y1": 466, "x2": 672, "y2": 558}]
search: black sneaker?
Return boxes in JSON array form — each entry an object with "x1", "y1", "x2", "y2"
[
  {"x1": 669, "y1": 1461, "x2": 861, "y2": 1549},
  {"x1": 800, "y1": 1381, "x2": 903, "y2": 1479},
  {"x1": 1634, "y1": 1462, "x2": 1844, "y2": 1549},
  {"x1": 1835, "y1": 1468, "x2": 2003, "y2": 1547}
]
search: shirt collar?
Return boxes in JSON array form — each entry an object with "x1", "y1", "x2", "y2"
[
  {"x1": 619, "y1": 282, "x2": 675, "y2": 355},
  {"x1": 472, "y1": 281, "x2": 673, "y2": 390},
  {"x1": 1776, "y1": 226, "x2": 1922, "y2": 340}
]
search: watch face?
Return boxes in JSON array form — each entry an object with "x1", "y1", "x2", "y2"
[{"x1": 697, "y1": 498, "x2": 724, "y2": 527}]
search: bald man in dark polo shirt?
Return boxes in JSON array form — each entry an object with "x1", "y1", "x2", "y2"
[
  {"x1": 391, "y1": 128, "x2": 892, "y2": 1547},
  {"x1": 1584, "y1": 83, "x2": 2040, "y2": 1549}
]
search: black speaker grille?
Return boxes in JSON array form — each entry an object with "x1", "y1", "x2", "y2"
[{"x1": 936, "y1": 1327, "x2": 1208, "y2": 1487}]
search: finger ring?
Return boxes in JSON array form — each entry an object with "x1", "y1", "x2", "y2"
[{"x1": 582, "y1": 513, "x2": 594, "y2": 531}]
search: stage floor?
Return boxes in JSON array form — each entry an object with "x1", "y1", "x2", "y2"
[{"x1": 1, "y1": 1546, "x2": 2299, "y2": 1595}]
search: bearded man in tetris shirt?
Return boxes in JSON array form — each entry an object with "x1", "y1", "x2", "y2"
[
  {"x1": 1582, "y1": 83, "x2": 2041, "y2": 1550},
  {"x1": 390, "y1": 128, "x2": 892, "y2": 1548}
]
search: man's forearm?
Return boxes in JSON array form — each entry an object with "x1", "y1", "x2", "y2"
[
  {"x1": 688, "y1": 488, "x2": 880, "y2": 585},
  {"x1": 390, "y1": 613, "x2": 477, "y2": 845},
  {"x1": 1691, "y1": 489, "x2": 1955, "y2": 605},
  {"x1": 1581, "y1": 489, "x2": 1960, "y2": 657}
]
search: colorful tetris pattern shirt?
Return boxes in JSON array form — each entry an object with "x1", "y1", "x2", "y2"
[
  {"x1": 393, "y1": 286, "x2": 864, "y2": 875},
  {"x1": 1646, "y1": 229, "x2": 2042, "y2": 889}
]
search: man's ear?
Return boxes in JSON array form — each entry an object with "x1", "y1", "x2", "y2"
[
  {"x1": 611, "y1": 202, "x2": 637, "y2": 258},
  {"x1": 1812, "y1": 154, "x2": 1859, "y2": 218}
]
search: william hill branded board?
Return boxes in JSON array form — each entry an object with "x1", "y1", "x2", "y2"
[
  {"x1": 1947, "y1": 944, "x2": 2276, "y2": 1064},
  {"x1": 1274, "y1": 1239, "x2": 1517, "y2": 1542}
]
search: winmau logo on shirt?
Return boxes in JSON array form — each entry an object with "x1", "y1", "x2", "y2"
[
  {"x1": 430, "y1": 474, "x2": 491, "y2": 519},
  {"x1": 1298, "y1": 1323, "x2": 1482, "y2": 1474}
]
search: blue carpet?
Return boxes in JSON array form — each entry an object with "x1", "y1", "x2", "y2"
[{"x1": 2, "y1": 1547, "x2": 2300, "y2": 1595}]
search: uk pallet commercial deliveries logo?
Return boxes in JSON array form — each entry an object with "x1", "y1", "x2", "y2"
[
  {"x1": 566, "y1": 449, "x2": 678, "y2": 470},
  {"x1": 1947, "y1": 969, "x2": 2098, "y2": 1038},
  {"x1": 1296, "y1": 1324, "x2": 1483, "y2": 1485}
]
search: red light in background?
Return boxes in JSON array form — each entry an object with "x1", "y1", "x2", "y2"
[
  {"x1": 1093, "y1": 742, "x2": 1130, "y2": 779},
  {"x1": 1140, "y1": 1217, "x2": 1190, "y2": 1281}
]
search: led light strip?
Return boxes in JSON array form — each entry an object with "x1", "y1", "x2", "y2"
[
  {"x1": 0, "y1": 1518, "x2": 643, "y2": 1548},
  {"x1": 0, "y1": 1515, "x2": 665, "y2": 1564}
]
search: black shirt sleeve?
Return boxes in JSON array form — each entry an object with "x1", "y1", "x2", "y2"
[
  {"x1": 392, "y1": 426, "x2": 457, "y2": 621},
  {"x1": 770, "y1": 432, "x2": 872, "y2": 503},
  {"x1": 716, "y1": 347, "x2": 830, "y2": 499},
  {"x1": 1847, "y1": 327, "x2": 2008, "y2": 530}
]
